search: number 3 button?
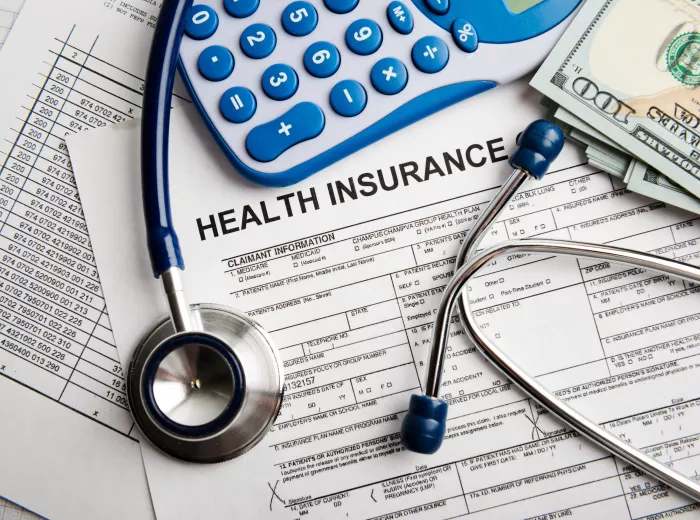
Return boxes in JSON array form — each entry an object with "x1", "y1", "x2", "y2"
[
  {"x1": 304, "y1": 42, "x2": 340, "y2": 78},
  {"x1": 240, "y1": 23, "x2": 276, "y2": 59},
  {"x1": 262, "y1": 64, "x2": 299, "y2": 100}
]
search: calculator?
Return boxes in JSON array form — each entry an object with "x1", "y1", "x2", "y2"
[{"x1": 178, "y1": 0, "x2": 582, "y2": 187}]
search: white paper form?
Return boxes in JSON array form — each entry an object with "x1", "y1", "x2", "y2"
[
  {"x1": 0, "y1": 0, "x2": 179, "y2": 516},
  {"x1": 70, "y1": 80, "x2": 700, "y2": 519},
  {"x1": 0, "y1": 0, "x2": 24, "y2": 53}
]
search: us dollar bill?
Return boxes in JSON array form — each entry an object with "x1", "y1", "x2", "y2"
[
  {"x1": 627, "y1": 159, "x2": 700, "y2": 214},
  {"x1": 531, "y1": 0, "x2": 700, "y2": 196}
]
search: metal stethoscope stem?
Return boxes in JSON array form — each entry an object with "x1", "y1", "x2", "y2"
[{"x1": 401, "y1": 122, "x2": 700, "y2": 501}]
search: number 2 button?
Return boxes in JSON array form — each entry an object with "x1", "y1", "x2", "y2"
[
  {"x1": 262, "y1": 64, "x2": 299, "y2": 100},
  {"x1": 240, "y1": 23, "x2": 276, "y2": 59}
]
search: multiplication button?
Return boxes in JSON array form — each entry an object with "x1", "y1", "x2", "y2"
[
  {"x1": 220, "y1": 87, "x2": 256, "y2": 123},
  {"x1": 411, "y1": 36, "x2": 449, "y2": 73},
  {"x1": 371, "y1": 57, "x2": 408, "y2": 95},
  {"x1": 246, "y1": 102, "x2": 325, "y2": 162}
]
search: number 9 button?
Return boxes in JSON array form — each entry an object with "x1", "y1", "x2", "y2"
[
  {"x1": 304, "y1": 42, "x2": 340, "y2": 78},
  {"x1": 345, "y1": 19, "x2": 382, "y2": 55},
  {"x1": 282, "y1": 1, "x2": 318, "y2": 37},
  {"x1": 240, "y1": 23, "x2": 276, "y2": 59},
  {"x1": 262, "y1": 64, "x2": 299, "y2": 100}
]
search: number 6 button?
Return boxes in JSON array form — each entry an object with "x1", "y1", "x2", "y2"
[
  {"x1": 304, "y1": 42, "x2": 340, "y2": 78},
  {"x1": 240, "y1": 23, "x2": 276, "y2": 59},
  {"x1": 262, "y1": 64, "x2": 299, "y2": 100}
]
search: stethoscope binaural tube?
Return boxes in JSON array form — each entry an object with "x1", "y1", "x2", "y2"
[
  {"x1": 128, "y1": 0, "x2": 284, "y2": 463},
  {"x1": 400, "y1": 121, "x2": 700, "y2": 502}
]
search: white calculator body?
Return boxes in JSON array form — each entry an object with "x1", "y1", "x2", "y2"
[{"x1": 178, "y1": 0, "x2": 582, "y2": 186}]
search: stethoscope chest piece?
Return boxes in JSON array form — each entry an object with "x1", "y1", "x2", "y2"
[{"x1": 128, "y1": 304, "x2": 283, "y2": 463}]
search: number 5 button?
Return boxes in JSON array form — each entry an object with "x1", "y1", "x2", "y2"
[
  {"x1": 282, "y1": 1, "x2": 318, "y2": 36},
  {"x1": 240, "y1": 23, "x2": 276, "y2": 59},
  {"x1": 262, "y1": 64, "x2": 299, "y2": 100}
]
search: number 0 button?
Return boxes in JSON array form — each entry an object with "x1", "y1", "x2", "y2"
[
  {"x1": 330, "y1": 80, "x2": 366, "y2": 117},
  {"x1": 240, "y1": 23, "x2": 276, "y2": 59},
  {"x1": 345, "y1": 19, "x2": 382, "y2": 55},
  {"x1": 282, "y1": 2, "x2": 318, "y2": 37},
  {"x1": 304, "y1": 42, "x2": 340, "y2": 78},
  {"x1": 262, "y1": 64, "x2": 299, "y2": 100},
  {"x1": 185, "y1": 5, "x2": 218, "y2": 40}
]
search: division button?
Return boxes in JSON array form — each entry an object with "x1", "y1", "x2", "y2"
[
  {"x1": 240, "y1": 23, "x2": 276, "y2": 59},
  {"x1": 411, "y1": 35, "x2": 449, "y2": 73},
  {"x1": 330, "y1": 80, "x2": 366, "y2": 117},
  {"x1": 224, "y1": 0, "x2": 259, "y2": 18},
  {"x1": 370, "y1": 57, "x2": 408, "y2": 95},
  {"x1": 386, "y1": 1, "x2": 413, "y2": 35},
  {"x1": 261, "y1": 63, "x2": 299, "y2": 100},
  {"x1": 345, "y1": 19, "x2": 382, "y2": 55},
  {"x1": 324, "y1": 0, "x2": 359, "y2": 14},
  {"x1": 425, "y1": 0, "x2": 449, "y2": 15},
  {"x1": 451, "y1": 18, "x2": 478, "y2": 52},
  {"x1": 246, "y1": 102, "x2": 325, "y2": 162},
  {"x1": 185, "y1": 5, "x2": 218, "y2": 40},
  {"x1": 197, "y1": 45, "x2": 234, "y2": 81},
  {"x1": 303, "y1": 41, "x2": 341, "y2": 78},
  {"x1": 220, "y1": 87, "x2": 256, "y2": 123},
  {"x1": 282, "y1": 1, "x2": 318, "y2": 36}
]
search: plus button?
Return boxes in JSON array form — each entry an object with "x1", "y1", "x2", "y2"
[{"x1": 278, "y1": 122, "x2": 293, "y2": 137}]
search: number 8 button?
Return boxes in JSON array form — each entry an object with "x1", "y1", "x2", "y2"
[
  {"x1": 240, "y1": 23, "x2": 276, "y2": 59},
  {"x1": 262, "y1": 64, "x2": 299, "y2": 100},
  {"x1": 304, "y1": 42, "x2": 340, "y2": 78},
  {"x1": 345, "y1": 19, "x2": 382, "y2": 56}
]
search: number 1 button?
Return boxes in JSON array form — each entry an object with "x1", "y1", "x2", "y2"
[
  {"x1": 240, "y1": 23, "x2": 276, "y2": 59},
  {"x1": 330, "y1": 80, "x2": 366, "y2": 117}
]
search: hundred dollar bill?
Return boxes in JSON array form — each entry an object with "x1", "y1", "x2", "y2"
[
  {"x1": 627, "y1": 159, "x2": 700, "y2": 214},
  {"x1": 531, "y1": 0, "x2": 700, "y2": 195}
]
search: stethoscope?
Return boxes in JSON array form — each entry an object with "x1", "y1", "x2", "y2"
[{"x1": 130, "y1": 0, "x2": 700, "y2": 502}]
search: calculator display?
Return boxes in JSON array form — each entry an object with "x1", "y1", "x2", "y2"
[{"x1": 504, "y1": 0, "x2": 546, "y2": 14}]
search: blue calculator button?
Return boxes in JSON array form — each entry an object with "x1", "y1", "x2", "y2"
[
  {"x1": 451, "y1": 18, "x2": 479, "y2": 53},
  {"x1": 185, "y1": 5, "x2": 218, "y2": 40},
  {"x1": 240, "y1": 24, "x2": 276, "y2": 59},
  {"x1": 425, "y1": 0, "x2": 449, "y2": 15},
  {"x1": 246, "y1": 102, "x2": 325, "y2": 162},
  {"x1": 282, "y1": 2, "x2": 318, "y2": 36},
  {"x1": 330, "y1": 80, "x2": 366, "y2": 117},
  {"x1": 345, "y1": 19, "x2": 382, "y2": 56},
  {"x1": 303, "y1": 42, "x2": 340, "y2": 78},
  {"x1": 220, "y1": 87, "x2": 256, "y2": 123},
  {"x1": 324, "y1": 0, "x2": 359, "y2": 14},
  {"x1": 371, "y1": 57, "x2": 408, "y2": 95},
  {"x1": 224, "y1": 0, "x2": 259, "y2": 18},
  {"x1": 197, "y1": 46, "x2": 234, "y2": 81},
  {"x1": 386, "y1": 2, "x2": 413, "y2": 35},
  {"x1": 262, "y1": 64, "x2": 299, "y2": 100},
  {"x1": 411, "y1": 36, "x2": 449, "y2": 74}
]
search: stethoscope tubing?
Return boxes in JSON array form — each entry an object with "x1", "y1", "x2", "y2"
[{"x1": 439, "y1": 169, "x2": 700, "y2": 501}]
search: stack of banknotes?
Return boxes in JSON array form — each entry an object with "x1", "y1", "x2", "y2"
[{"x1": 531, "y1": 0, "x2": 700, "y2": 214}]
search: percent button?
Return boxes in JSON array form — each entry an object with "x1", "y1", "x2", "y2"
[{"x1": 451, "y1": 18, "x2": 479, "y2": 53}]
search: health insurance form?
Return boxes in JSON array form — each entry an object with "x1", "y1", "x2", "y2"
[
  {"x1": 70, "y1": 80, "x2": 700, "y2": 520},
  {"x1": 0, "y1": 0, "x2": 179, "y2": 515}
]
